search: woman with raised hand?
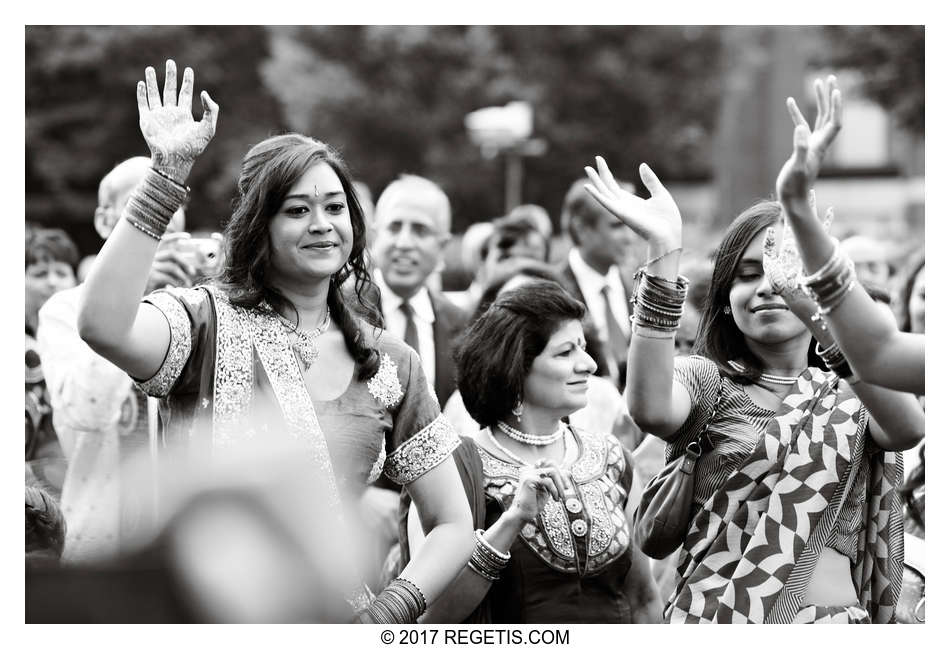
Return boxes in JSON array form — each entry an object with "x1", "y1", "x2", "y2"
[
  {"x1": 774, "y1": 75, "x2": 924, "y2": 395},
  {"x1": 401, "y1": 280, "x2": 661, "y2": 623},
  {"x1": 77, "y1": 60, "x2": 472, "y2": 623},
  {"x1": 584, "y1": 137, "x2": 920, "y2": 622}
]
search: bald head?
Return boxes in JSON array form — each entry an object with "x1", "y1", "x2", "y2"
[
  {"x1": 841, "y1": 235, "x2": 891, "y2": 287},
  {"x1": 375, "y1": 175, "x2": 451, "y2": 235},
  {"x1": 95, "y1": 157, "x2": 185, "y2": 239}
]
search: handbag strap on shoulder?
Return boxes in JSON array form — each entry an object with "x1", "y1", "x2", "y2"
[{"x1": 695, "y1": 373, "x2": 726, "y2": 455}]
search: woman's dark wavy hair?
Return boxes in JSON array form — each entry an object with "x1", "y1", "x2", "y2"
[
  {"x1": 455, "y1": 279, "x2": 586, "y2": 428},
  {"x1": 215, "y1": 133, "x2": 381, "y2": 379},
  {"x1": 472, "y1": 258, "x2": 563, "y2": 322},
  {"x1": 469, "y1": 257, "x2": 611, "y2": 379},
  {"x1": 693, "y1": 200, "x2": 820, "y2": 384}
]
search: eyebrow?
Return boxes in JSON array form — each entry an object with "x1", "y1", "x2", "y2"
[{"x1": 282, "y1": 190, "x2": 346, "y2": 202}]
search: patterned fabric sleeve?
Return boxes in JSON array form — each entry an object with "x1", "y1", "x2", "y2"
[
  {"x1": 381, "y1": 341, "x2": 461, "y2": 486},
  {"x1": 666, "y1": 354, "x2": 722, "y2": 462},
  {"x1": 133, "y1": 286, "x2": 214, "y2": 398}
]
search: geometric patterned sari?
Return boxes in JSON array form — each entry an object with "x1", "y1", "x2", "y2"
[{"x1": 666, "y1": 368, "x2": 903, "y2": 623}]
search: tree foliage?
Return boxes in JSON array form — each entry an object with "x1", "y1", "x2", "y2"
[
  {"x1": 27, "y1": 26, "x2": 724, "y2": 249},
  {"x1": 818, "y1": 26, "x2": 924, "y2": 135}
]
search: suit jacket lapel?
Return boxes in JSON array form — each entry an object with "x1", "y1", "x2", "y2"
[{"x1": 429, "y1": 291, "x2": 459, "y2": 408}]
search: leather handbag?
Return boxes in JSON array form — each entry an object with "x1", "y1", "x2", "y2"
[{"x1": 633, "y1": 376, "x2": 724, "y2": 560}]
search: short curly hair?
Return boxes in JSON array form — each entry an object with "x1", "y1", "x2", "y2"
[{"x1": 455, "y1": 279, "x2": 586, "y2": 428}]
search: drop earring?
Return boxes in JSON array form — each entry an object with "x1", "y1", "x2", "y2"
[
  {"x1": 512, "y1": 400, "x2": 523, "y2": 424},
  {"x1": 723, "y1": 306, "x2": 732, "y2": 314}
]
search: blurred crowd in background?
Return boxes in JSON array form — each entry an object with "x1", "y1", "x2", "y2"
[{"x1": 25, "y1": 25, "x2": 925, "y2": 624}]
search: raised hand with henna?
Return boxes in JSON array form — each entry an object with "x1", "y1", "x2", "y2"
[
  {"x1": 138, "y1": 59, "x2": 219, "y2": 185},
  {"x1": 583, "y1": 156, "x2": 682, "y2": 262},
  {"x1": 776, "y1": 75, "x2": 841, "y2": 209},
  {"x1": 763, "y1": 192, "x2": 834, "y2": 328}
]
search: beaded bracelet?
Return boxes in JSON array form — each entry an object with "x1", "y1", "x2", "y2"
[
  {"x1": 475, "y1": 529, "x2": 511, "y2": 562},
  {"x1": 151, "y1": 166, "x2": 191, "y2": 193},
  {"x1": 465, "y1": 529, "x2": 510, "y2": 581},
  {"x1": 467, "y1": 560, "x2": 498, "y2": 581},
  {"x1": 815, "y1": 340, "x2": 854, "y2": 379},
  {"x1": 801, "y1": 238, "x2": 842, "y2": 285},
  {"x1": 801, "y1": 241, "x2": 858, "y2": 316},
  {"x1": 630, "y1": 270, "x2": 689, "y2": 334},
  {"x1": 124, "y1": 167, "x2": 189, "y2": 241},
  {"x1": 467, "y1": 554, "x2": 502, "y2": 581},
  {"x1": 359, "y1": 577, "x2": 427, "y2": 624},
  {"x1": 640, "y1": 246, "x2": 683, "y2": 272}
]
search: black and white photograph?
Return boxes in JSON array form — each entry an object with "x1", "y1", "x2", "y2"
[{"x1": 19, "y1": 20, "x2": 934, "y2": 636}]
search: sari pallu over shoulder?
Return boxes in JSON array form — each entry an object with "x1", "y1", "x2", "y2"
[{"x1": 666, "y1": 368, "x2": 903, "y2": 624}]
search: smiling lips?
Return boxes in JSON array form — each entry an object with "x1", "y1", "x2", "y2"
[
  {"x1": 751, "y1": 303, "x2": 788, "y2": 313},
  {"x1": 302, "y1": 241, "x2": 338, "y2": 250}
]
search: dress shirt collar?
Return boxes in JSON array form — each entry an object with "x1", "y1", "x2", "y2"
[
  {"x1": 375, "y1": 270, "x2": 435, "y2": 324},
  {"x1": 568, "y1": 247, "x2": 623, "y2": 295}
]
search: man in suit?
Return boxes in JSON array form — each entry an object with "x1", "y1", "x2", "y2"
[
  {"x1": 371, "y1": 174, "x2": 467, "y2": 408},
  {"x1": 558, "y1": 178, "x2": 639, "y2": 388}
]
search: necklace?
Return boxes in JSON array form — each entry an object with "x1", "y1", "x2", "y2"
[
  {"x1": 486, "y1": 424, "x2": 571, "y2": 467},
  {"x1": 277, "y1": 309, "x2": 331, "y2": 371},
  {"x1": 486, "y1": 427, "x2": 533, "y2": 466},
  {"x1": 728, "y1": 360, "x2": 799, "y2": 386},
  {"x1": 497, "y1": 420, "x2": 566, "y2": 446}
]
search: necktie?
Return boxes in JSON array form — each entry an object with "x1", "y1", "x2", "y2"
[
  {"x1": 399, "y1": 301, "x2": 420, "y2": 355},
  {"x1": 601, "y1": 285, "x2": 629, "y2": 383}
]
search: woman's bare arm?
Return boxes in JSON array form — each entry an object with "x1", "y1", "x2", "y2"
[
  {"x1": 775, "y1": 75, "x2": 923, "y2": 394},
  {"x1": 584, "y1": 158, "x2": 694, "y2": 437},
  {"x1": 78, "y1": 60, "x2": 218, "y2": 379}
]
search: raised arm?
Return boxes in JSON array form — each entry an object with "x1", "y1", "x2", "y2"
[
  {"x1": 775, "y1": 75, "x2": 924, "y2": 394},
  {"x1": 763, "y1": 219, "x2": 924, "y2": 452},
  {"x1": 78, "y1": 60, "x2": 218, "y2": 380},
  {"x1": 584, "y1": 157, "x2": 693, "y2": 437}
]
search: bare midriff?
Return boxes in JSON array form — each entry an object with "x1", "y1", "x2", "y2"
[{"x1": 803, "y1": 546, "x2": 858, "y2": 606}]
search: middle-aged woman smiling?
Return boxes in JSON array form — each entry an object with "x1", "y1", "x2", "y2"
[
  {"x1": 583, "y1": 75, "x2": 923, "y2": 623},
  {"x1": 401, "y1": 280, "x2": 661, "y2": 623},
  {"x1": 77, "y1": 60, "x2": 472, "y2": 623}
]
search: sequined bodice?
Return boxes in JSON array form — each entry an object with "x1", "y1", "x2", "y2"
[{"x1": 476, "y1": 427, "x2": 631, "y2": 576}]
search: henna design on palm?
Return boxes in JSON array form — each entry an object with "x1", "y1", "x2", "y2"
[
  {"x1": 764, "y1": 191, "x2": 834, "y2": 304},
  {"x1": 137, "y1": 60, "x2": 219, "y2": 184}
]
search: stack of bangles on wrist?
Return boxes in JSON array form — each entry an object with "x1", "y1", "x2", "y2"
[
  {"x1": 357, "y1": 577, "x2": 428, "y2": 624},
  {"x1": 124, "y1": 167, "x2": 190, "y2": 240},
  {"x1": 815, "y1": 340, "x2": 856, "y2": 381},
  {"x1": 801, "y1": 238, "x2": 856, "y2": 315},
  {"x1": 629, "y1": 269, "x2": 689, "y2": 339},
  {"x1": 467, "y1": 528, "x2": 510, "y2": 581}
]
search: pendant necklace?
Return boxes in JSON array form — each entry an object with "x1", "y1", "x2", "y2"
[{"x1": 278, "y1": 308, "x2": 331, "y2": 371}]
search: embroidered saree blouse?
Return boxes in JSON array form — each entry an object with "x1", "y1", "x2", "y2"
[
  {"x1": 477, "y1": 427, "x2": 636, "y2": 623},
  {"x1": 133, "y1": 285, "x2": 459, "y2": 495}
]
